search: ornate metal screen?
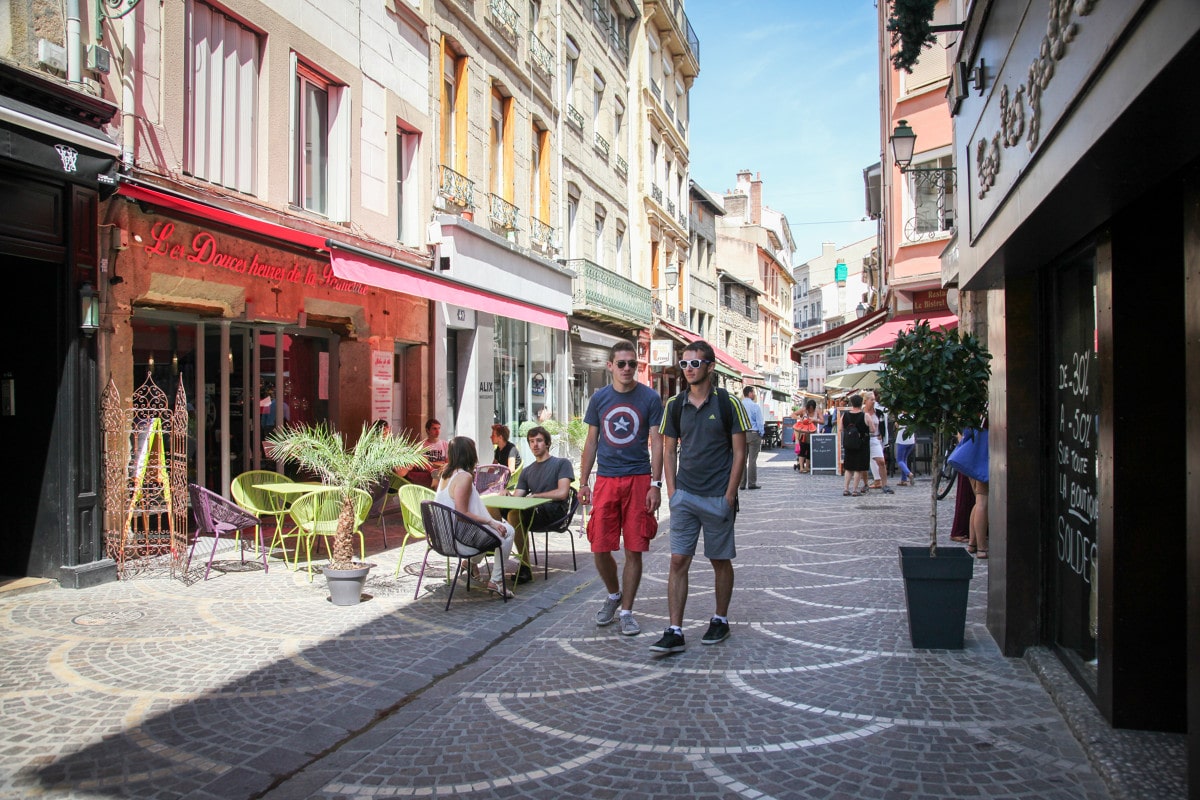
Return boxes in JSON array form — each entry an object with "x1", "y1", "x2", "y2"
[{"x1": 102, "y1": 374, "x2": 190, "y2": 579}]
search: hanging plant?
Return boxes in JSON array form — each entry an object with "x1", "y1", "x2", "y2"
[{"x1": 887, "y1": 0, "x2": 939, "y2": 73}]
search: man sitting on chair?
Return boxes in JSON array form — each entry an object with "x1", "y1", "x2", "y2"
[{"x1": 506, "y1": 425, "x2": 574, "y2": 583}]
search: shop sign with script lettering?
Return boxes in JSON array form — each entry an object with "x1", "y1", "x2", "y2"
[{"x1": 141, "y1": 221, "x2": 368, "y2": 295}]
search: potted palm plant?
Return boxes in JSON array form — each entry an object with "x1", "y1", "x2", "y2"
[
  {"x1": 876, "y1": 320, "x2": 991, "y2": 647},
  {"x1": 265, "y1": 422, "x2": 427, "y2": 604}
]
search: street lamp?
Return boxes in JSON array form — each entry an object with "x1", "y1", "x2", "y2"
[
  {"x1": 889, "y1": 120, "x2": 956, "y2": 190},
  {"x1": 79, "y1": 283, "x2": 99, "y2": 335},
  {"x1": 665, "y1": 265, "x2": 678, "y2": 289}
]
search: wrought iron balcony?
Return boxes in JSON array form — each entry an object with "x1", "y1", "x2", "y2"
[
  {"x1": 567, "y1": 104, "x2": 584, "y2": 129},
  {"x1": 594, "y1": 132, "x2": 610, "y2": 158},
  {"x1": 678, "y1": 211, "x2": 688, "y2": 229},
  {"x1": 488, "y1": 0, "x2": 520, "y2": 41},
  {"x1": 665, "y1": 98, "x2": 674, "y2": 120},
  {"x1": 650, "y1": 79, "x2": 661, "y2": 101},
  {"x1": 651, "y1": 183, "x2": 663, "y2": 204},
  {"x1": 529, "y1": 32, "x2": 553, "y2": 77},
  {"x1": 615, "y1": 155, "x2": 628, "y2": 177},
  {"x1": 667, "y1": 304, "x2": 676, "y2": 322},
  {"x1": 439, "y1": 164, "x2": 474, "y2": 210},
  {"x1": 488, "y1": 193, "x2": 519, "y2": 231},
  {"x1": 666, "y1": 198, "x2": 676, "y2": 217},
  {"x1": 676, "y1": 118, "x2": 687, "y2": 138},
  {"x1": 563, "y1": 258, "x2": 652, "y2": 326},
  {"x1": 530, "y1": 217, "x2": 555, "y2": 250}
]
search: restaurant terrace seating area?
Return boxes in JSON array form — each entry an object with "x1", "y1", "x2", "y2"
[{"x1": 165, "y1": 467, "x2": 585, "y2": 601}]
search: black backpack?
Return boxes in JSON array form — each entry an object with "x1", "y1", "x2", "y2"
[
  {"x1": 843, "y1": 415, "x2": 865, "y2": 449},
  {"x1": 667, "y1": 387, "x2": 734, "y2": 445}
]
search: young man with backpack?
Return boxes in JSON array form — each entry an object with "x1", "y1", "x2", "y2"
[{"x1": 652, "y1": 341, "x2": 750, "y2": 654}]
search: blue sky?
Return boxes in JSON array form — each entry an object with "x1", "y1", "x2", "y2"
[{"x1": 686, "y1": 0, "x2": 882, "y2": 263}]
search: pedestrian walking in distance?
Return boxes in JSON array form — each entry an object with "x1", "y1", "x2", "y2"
[
  {"x1": 653, "y1": 340, "x2": 750, "y2": 653},
  {"x1": 739, "y1": 386, "x2": 764, "y2": 490},
  {"x1": 578, "y1": 340, "x2": 664, "y2": 637}
]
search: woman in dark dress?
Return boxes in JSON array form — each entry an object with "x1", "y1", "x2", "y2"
[{"x1": 839, "y1": 394, "x2": 871, "y2": 496}]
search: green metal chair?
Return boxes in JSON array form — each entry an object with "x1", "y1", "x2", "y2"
[
  {"x1": 393, "y1": 484, "x2": 436, "y2": 578},
  {"x1": 231, "y1": 470, "x2": 292, "y2": 558},
  {"x1": 288, "y1": 487, "x2": 372, "y2": 580}
]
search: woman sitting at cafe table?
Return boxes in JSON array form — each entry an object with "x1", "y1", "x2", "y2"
[{"x1": 435, "y1": 436, "x2": 517, "y2": 598}]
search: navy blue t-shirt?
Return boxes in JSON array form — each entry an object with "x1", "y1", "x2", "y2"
[{"x1": 584, "y1": 382, "x2": 664, "y2": 477}]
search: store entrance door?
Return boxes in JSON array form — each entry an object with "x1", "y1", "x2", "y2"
[{"x1": 0, "y1": 255, "x2": 61, "y2": 577}]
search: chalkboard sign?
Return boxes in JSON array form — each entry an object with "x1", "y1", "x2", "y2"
[
  {"x1": 810, "y1": 433, "x2": 838, "y2": 474},
  {"x1": 1051, "y1": 255, "x2": 1099, "y2": 672}
]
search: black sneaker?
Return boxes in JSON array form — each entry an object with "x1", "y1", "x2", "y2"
[
  {"x1": 701, "y1": 618, "x2": 730, "y2": 645},
  {"x1": 649, "y1": 628, "x2": 686, "y2": 653},
  {"x1": 514, "y1": 565, "x2": 534, "y2": 584}
]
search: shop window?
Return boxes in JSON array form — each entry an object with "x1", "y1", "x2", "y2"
[
  {"x1": 184, "y1": 0, "x2": 260, "y2": 193},
  {"x1": 291, "y1": 57, "x2": 349, "y2": 220}
]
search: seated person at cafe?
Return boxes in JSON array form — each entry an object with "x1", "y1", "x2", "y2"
[
  {"x1": 491, "y1": 424, "x2": 522, "y2": 472},
  {"x1": 395, "y1": 419, "x2": 449, "y2": 488},
  {"x1": 504, "y1": 425, "x2": 574, "y2": 583}
]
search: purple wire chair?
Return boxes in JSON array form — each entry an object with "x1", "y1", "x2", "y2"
[{"x1": 187, "y1": 483, "x2": 266, "y2": 580}]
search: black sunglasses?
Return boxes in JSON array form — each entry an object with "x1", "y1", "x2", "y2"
[
  {"x1": 678, "y1": 359, "x2": 712, "y2": 369},
  {"x1": 613, "y1": 359, "x2": 638, "y2": 369}
]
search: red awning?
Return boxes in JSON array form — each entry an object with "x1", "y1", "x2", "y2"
[
  {"x1": 656, "y1": 319, "x2": 758, "y2": 378},
  {"x1": 845, "y1": 312, "x2": 958, "y2": 365},
  {"x1": 117, "y1": 181, "x2": 330, "y2": 250},
  {"x1": 790, "y1": 306, "x2": 889, "y2": 363},
  {"x1": 329, "y1": 248, "x2": 568, "y2": 330}
]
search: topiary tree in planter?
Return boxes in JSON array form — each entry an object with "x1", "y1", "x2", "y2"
[
  {"x1": 877, "y1": 320, "x2": 991, "y2": 556},
  {"x1": 265, "y1": 422, "x2": 427, "y2": 568}
]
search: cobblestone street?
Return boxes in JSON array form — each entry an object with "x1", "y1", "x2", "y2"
[{"x1": 0, "y1": 453, "x2": 1122, "y2": 798}]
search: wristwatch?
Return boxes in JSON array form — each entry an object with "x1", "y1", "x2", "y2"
[{"x1": 650, "y1": 480, "x2": 663, "y2": 489}]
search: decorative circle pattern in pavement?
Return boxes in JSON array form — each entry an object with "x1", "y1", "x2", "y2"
[{"x1": 0, "y1": 457, "x2": 1110, "y2": 799}]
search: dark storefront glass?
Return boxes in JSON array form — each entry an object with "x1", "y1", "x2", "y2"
[{"x1": 1049, "y1": 250, "x2": 1100, "y2": 691}]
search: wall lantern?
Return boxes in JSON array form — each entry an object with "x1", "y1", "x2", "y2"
[
  {"x1": 80, "y1": 283, "x2": 99, "y2": 335},
  {"x1": 665, "y1": 265, "x2": 679, "y2": 289}
]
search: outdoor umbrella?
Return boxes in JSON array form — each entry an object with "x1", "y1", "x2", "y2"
[{"x1": 824, "y1": 363, "x2": 886, "y2": 391}]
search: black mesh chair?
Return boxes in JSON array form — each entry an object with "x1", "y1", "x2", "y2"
[
  {"x1": 528, "y1": 488, "x2": 580, "y2": 580},
  {"x1": 365, "y1": 475, "x2": 396, "y2": 548},
  {"x1": 417, "y1": 500, "x2": 509, "y2": 610}
]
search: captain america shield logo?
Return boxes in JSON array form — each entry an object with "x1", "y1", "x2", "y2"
[{"x1": 602, "y1": 404, "x2": 641, "y2": 447}]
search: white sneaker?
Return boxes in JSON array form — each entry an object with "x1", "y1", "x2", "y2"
[{"x1": 618, "y1": 613, "x2": 641, "y2": 636}]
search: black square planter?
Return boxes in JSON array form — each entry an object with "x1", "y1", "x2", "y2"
[{"x1": 898, "y1": 546, "x2": 975, "y2": 649}]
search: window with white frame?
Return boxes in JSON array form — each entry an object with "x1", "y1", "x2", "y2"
[
  {"x1": 185, "y1": 0, "x2": 259, "y2": 193},
  {"x1": 614, "y1": 99, "x2": 625, "y2": 159},
  {"x1": 565, "y1": 37, "x2": 580, "y2": 114},
  {"x1": 904, "y1": 153, "x2": 955, "y2": 240},
  {"x1": 566, "y1": 185, "x2": 580, "y2": 258},
  {"x1": 594, "y1": 205, "x2": 606, "y2": 265},
  {"x1": 396, "y1": 124, "x2": 419, "y2": 243},
  {"x1": 614, "y1": 221, "x2": 626, "y2": 277},
  {"x1": 593, "y1": 71, "x2": 605, "y2": 129},
  {"x1": 291, "y1": 56, "x2": 349, "y2": 220},
  {"x1": 489, "y1": 87, "x2": 514, "y2": 201}
]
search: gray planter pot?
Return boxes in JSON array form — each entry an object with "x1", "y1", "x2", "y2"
[
  {"x1": 898, "y1": 546, "x2": 974, "y2": 649},
  {"x1": 322, "y1": 563, "x2": 372, "y2": 606}
]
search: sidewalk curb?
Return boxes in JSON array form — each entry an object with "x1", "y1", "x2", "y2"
[{"x1": 1026, "y1": 646, "x2": 1186, "y2": 800}]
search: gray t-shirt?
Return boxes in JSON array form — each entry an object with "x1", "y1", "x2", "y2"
[
  {"x1": 517, "y1": 455, "x2": 575, "y2": 519},
  {"x1": 661, "y1": 388, "x2": 749, "y2": 496}
]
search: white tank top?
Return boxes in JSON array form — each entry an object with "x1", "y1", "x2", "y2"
[{"x1": 434, "y1": 469, "x2": 488, "y2": 519}]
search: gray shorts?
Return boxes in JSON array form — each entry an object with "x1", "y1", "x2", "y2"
[{"x1": 668, "y1": 488, "x2": 737, "y2": 560}]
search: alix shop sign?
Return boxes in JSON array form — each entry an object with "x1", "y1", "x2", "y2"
[{"x1": 141, "y1": 221, "x2": 367, "y2": 295}]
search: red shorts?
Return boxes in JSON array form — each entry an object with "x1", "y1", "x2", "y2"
[{"x1": 586, "y1": 474, "x2": 658, "y2": 553}]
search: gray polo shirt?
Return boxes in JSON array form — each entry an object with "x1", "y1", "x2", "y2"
[{"x1": 661, "y1": 388, "x2": 749, "y2": 497}]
